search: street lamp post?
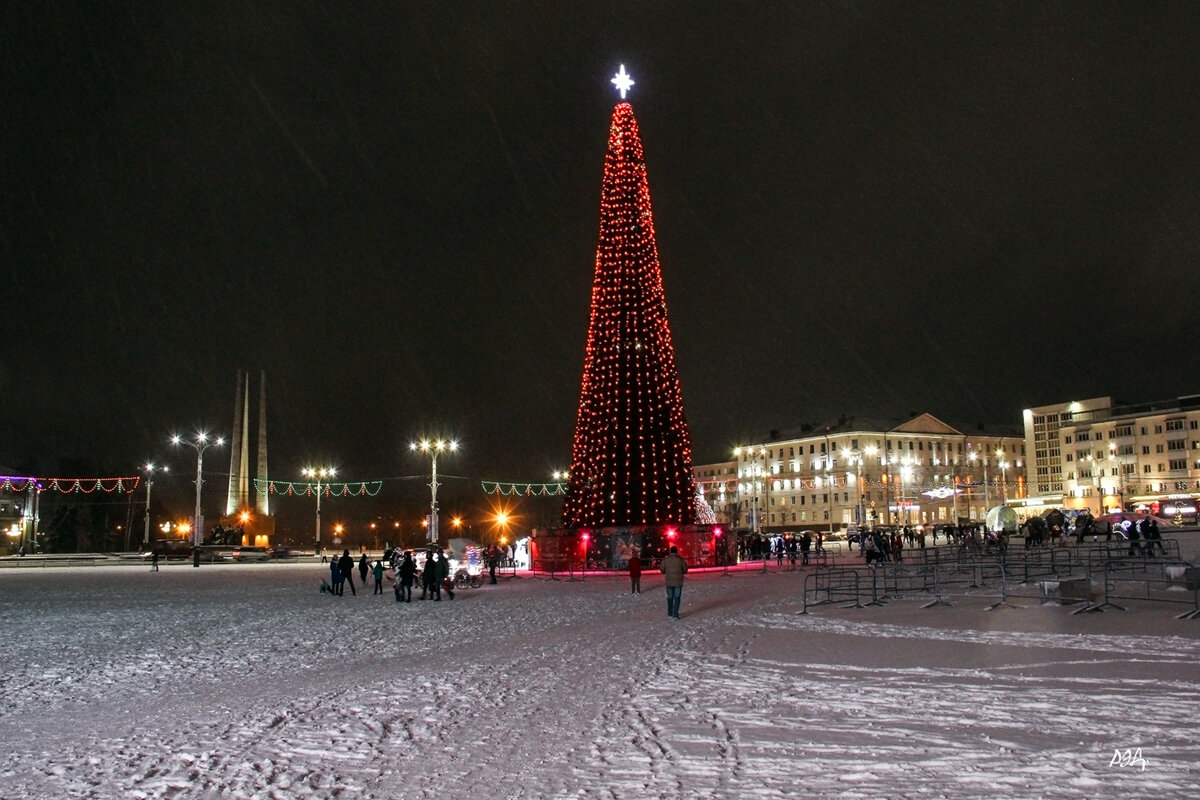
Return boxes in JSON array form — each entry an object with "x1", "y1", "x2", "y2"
[
  {"x1": 411, "y1": 438, "x2": 458, "y2": 547},
  {"x1": 1108, "y1": 444, "x2": 1123, "y2": 512},
  {"x1": 171, "y1": 433, "x2": 225, "y2": 552},
  {"x1": 1087, "y1": 454, "x2": 1103, "y2": 513},
  {"x1": 982, "y1": 454, "x2": 990, "y2": 510},
  {"x1": 967, "y1": 451, "x2": 981, "y2": 519},
  {"x1": 900, "y1": 462, "x2": 913, "y2": 527},
  {"x1": 998, "y1": 457, "x2": 1009, "y2": 505},
  {"x1": 842, "y1": 447, "x2": 871, "y2": 534},
  {"x1": 822, "y1": 455, "x2": 834, "y2": 538},
  {"x1": 302, "y1": 466, "x2": 336, "y2": 554},
  {"x1": 141, "y1": 463, "x2": 167, "y2": 547}
]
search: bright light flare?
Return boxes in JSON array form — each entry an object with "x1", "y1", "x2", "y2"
[
  {"x1": 611, "y1": 64, "x2": 634, "y2": 99},
  {"x1": 411, "y1": 438, "x2": 459, "y2": 454}
]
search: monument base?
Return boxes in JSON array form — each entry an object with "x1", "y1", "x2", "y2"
[{"x1": 530, "y1": 524, "x2": 733, "y2": 572}]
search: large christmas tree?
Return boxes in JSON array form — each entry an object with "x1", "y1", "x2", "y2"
[{"x1": 562, "y1": 76, "x2": 697, "y2": 528}]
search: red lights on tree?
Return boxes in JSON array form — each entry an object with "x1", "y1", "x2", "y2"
[{"x1": 562, "y1": 101, "x2": 697, "y2": 529}]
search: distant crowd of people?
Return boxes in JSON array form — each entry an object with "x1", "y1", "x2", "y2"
[{"x1": 320, "y1": 543, "x2": 512, "y2": 600}]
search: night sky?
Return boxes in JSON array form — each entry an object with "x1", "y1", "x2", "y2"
[{"x1": 4, "y1": 4, "x2": 1199, "y2": 531}]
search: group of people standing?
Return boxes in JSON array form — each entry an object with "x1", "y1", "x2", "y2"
[
  {"x1": 389, "y1": 549, "x2": 455, "y2": 602},
  {"x1": 1121, "y1": 516, "x2": 1165, "y2": 556},
  {"x1": 326, "y1": 550, "x2": 377, "y2": 596},
  {"x1": 324, "y1": 549, "x2": 449, "y2": 599},
  {"x1": 323, "y1": 545, "x2": 506, "y2": 602}
]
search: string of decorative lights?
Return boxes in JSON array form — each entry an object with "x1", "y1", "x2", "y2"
[
  {"x1": 253, "y1": 479, "x2": 383, "y2": 497},
  {"x1": 0, "y1": 476, "x2": 141, "y2": 494},
  {"x1": 481, "y1": 481, "x2": 567, "y2": 497},
  {"x1": 718, "y1": 476, "x2": 996, "y2": 493},
  {"x1": 561, "y1": 87, "x2": 696, "y2": 528}
]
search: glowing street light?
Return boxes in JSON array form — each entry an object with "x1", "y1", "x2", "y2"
[
  {"x1": 900, "y1": 463, "x2": 914, "y2": 527},
  {"x1": 411, "y1": 438, "x2": 458, "y2": 545},
  {"x1": 141, "y1": 463, "x2": 168, "y2": 547},
  {"x1": 733, "y1": 445, "x2": 768, "y2": 535},
  {"x1": 714, "y1": 526, "x2": 729, "y2": 576},
  {"x1": 997, "y1": 457, "x2": 1009, "y2": 505},
  {"x1": 171, "y1": 432, "x2": 225, "y2": 551},
  {"x1": 841, "y1": 447, "x2": 871, "y2": 532},
  {"x1": 301, "y1": 466, "x2": 336, "y2": 554}
]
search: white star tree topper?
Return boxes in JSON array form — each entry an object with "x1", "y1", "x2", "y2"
[{"x1": 611, "y1": 64, "x2": 634, "y2": 99}]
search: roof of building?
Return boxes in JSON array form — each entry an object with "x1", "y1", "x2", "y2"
[{"x1": 756, "y1": 413, "x2": 1023, "y2": 442}]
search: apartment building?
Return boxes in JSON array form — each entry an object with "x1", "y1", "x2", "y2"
[
  {"x1": 1025, "y1": 395, "x2": 1200, "y2": 523},
  {"x1": 694, "y1": 414, "x2": 1024, "y2": 535}
]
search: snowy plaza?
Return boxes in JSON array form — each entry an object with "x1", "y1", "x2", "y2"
[{"x1": 1, "y1": 549, "x2": 1198, "y2": 799}]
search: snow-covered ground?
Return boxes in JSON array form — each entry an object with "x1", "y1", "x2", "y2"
[{"x1": 1, "y1": 553, "x2": 1198, "y2": 799}]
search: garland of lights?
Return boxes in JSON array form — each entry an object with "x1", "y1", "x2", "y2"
[
  {"x1": 253, "y1": 479, "x2": 383, "y2": 497},
  {"x1": 699, "y1": 476, "x2": 1021, "y2": 494},
  {"x1": 0, "y1": 476, "x2": 141, "y2": 494},
  {"x1": 481, "y1": 481, "x2": 567, "y2": 497}
]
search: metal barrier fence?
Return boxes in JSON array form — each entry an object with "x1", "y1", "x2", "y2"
[{"x1": 797, "y1": 540, "x2": 1199, "y2": 619}]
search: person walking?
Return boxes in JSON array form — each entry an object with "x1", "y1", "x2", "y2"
[
  {"x1": 150, "y1": 549, "x2": 159, "y2": 572},
  {"x1": 338, "y1": 549, "x2": 357, "y2": 596},
  {"x1": 628, "y1": 551, "x2": 642, "y2": 594},
  {"x1": 372, "y1": 559, "x2": 385, "y2": 595},
  {"x1": 660, "y1": 545, "x2": 688, "y2": 619},
  {"x1": 358, "y1": 553, "x2": 370, "y2": 586},
  {"x1": 397, "y1": 551, "x2": 416, "y2": 602}
]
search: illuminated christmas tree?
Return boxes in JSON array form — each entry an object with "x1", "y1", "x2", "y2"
[{"x1": 562, "y1": 68, "x2": 697, "y2": 528}]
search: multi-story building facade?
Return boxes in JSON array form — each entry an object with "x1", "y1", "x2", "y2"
[
  {"x1": 1024, "y1": 395, "x2": 1200, "y2": 523},
  {"x1": 693, "y1": 459, "x2": 738, "y2": 528},
  {"x1": 695, "y1": 414, "x2": 1025, "y2": 535}
]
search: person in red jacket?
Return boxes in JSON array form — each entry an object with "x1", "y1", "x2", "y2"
[{"x1": 628, "y1": 551, "x2": 642, "y2": 594}]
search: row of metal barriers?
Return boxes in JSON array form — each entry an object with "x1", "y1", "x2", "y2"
[{"x1": 797, "y1": 539, "x2": 1200, "y2": 619}]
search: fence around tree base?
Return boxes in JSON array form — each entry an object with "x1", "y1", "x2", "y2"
[{"x1": 798, "y1": 541, "x2": 1200, "y2": 618}]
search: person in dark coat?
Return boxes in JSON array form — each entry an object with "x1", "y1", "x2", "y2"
[
  {"x1": 1146, "y1": 518, "x2": 1164, "y2": 556},
  {"x1": 397, "y1": 552, "x2": 416, "y2": 602},
  {"x1": 1127, "y1": 519, "x2": 1142, "y2": 557},
  {"x1": 438, "y1": 549, "x2": 454, "y2": 600},
  {"x1": 423, "y1": 550, "x2": 441, "y2": 600},
  {"x1": 338, "y1": 549, "x2": 356, "y2": 596},
  {"x1": 329, "y1": 558, "x2": 343, "y2": 595},
  {"x1": 372, "y1": 559, "x2": 384, "y2": 595},
  {"x1": 487, "y1": 546, "x2": 499, "y2": 584},
  {"x1": 358, "y1": 553, "x2": 370, "y2": 586},
  {"x1": 660, "y1": 546, "x2": 688, "y2": 619},
  {"x1": 628, "y1": 551, "x2": 642, "y2": 594}
]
